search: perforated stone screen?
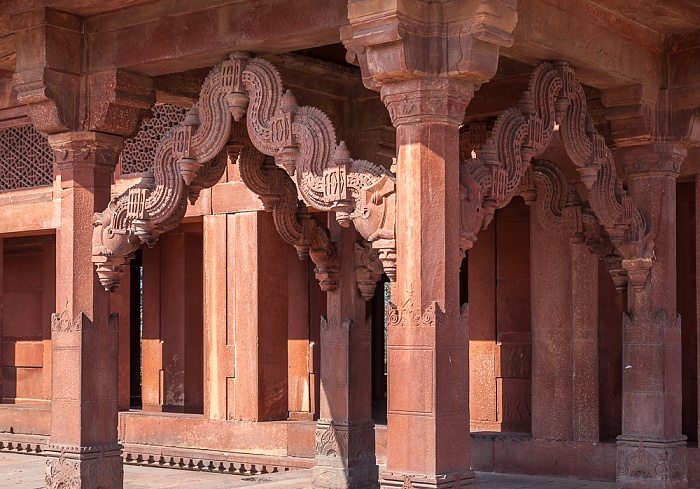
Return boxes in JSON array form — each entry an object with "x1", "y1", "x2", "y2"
[
  {"x1": 0, "y1": 124, "x2": 54, "y2": 190},
  {"x1": 120, "y1": 103, "x2": 189, "y2": 174}
]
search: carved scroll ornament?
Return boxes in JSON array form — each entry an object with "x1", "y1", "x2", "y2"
[
  {"x1": 460, "y1": 62, "x2": 653, "y2": 292},
  {"x1": 93, "y1": 53, "x2": 396, "y2": 294}
]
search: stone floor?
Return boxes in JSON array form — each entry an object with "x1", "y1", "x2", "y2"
[{"x1": 0, "y1": 451, "x2": 617, "y2": 488}]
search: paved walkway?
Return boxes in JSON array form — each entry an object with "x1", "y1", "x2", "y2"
[{"x1": 0, "y1": 451, "x2": 617, "y2": 488}]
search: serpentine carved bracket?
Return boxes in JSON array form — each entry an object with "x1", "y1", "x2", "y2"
[
  {"x1": 460, "y1": 61, "x2": 653, "y2": 293},
  {"x1": 93, "y1": 52, "x2": 396, "y2": 296}
]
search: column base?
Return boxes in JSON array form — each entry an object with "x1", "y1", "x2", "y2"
[
  {"x1": 616, "y1": 435, "x2": 687, "y2": 489},
  {"x1": 45, "y1": 443, "x2": 124, "y2": 489},
  {"x1": 314, "y1": 420, "x2": 378, "y2": 489},
  {"x1": 379, "y1": 470, "x2": 476, "y2": 488},
  {"x1": 313, "y1": 465, "x2": 379, "y2": 489}
]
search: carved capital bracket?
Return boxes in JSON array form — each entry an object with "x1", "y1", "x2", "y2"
[
  {"x1": 342, "y1": 0, "x2": 516, "y2": 91},
  {"x1": 619, "y1": 143, "x2": 687, "y2": 178},
  {"x1": 10, "y1": 8, "x2": 154, "y2": 136},
  {"x1": 381, "y1": 78, "x2": 475, "y2": 127},
  {"x1": 355, "y1": 241, "x2": 384, "y2": 301},
  {"x1": 48, "y1": 132, "x2": 124, "y2": 174},
  {"x1": 600, "y1": 84, "x2": 657, "y2": 148}
]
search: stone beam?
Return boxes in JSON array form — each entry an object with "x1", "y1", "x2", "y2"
[
  {"x1": 504, "y1": 0, "x2": 661, "y2": 90},
  {"x1": 85, "y1": 0, "x2": 348, "y2": 76}
]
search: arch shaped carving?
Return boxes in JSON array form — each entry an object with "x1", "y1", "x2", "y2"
[
  {"x1": 460, "y1": 61, "x2": 653, "y2": 292},
  {"x1": 93, "y1": 53, "x2": 396, "y2": 293}
]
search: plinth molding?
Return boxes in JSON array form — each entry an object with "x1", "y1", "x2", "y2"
[
  {"x1": 380, "y1": 470, "x2": 476, "y2": 488},
  {"x1": 44, "y1": 444, "x2": 124, "y2": 489},
  {"x1": 616, "y1": 435, "x2": 687, "y2": 488}
]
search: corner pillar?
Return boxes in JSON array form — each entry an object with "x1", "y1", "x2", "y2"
[
  {"x1": 313, "y1": 221, "x2": 378, "y2": 489},
  {"x1": 617, "y1": 143, "x2": 688, "y2": 489},
  {"x1": 380, "y1": 79, "x2": 475, "y2": 488},
  {"x1": 45, "y1": 131, "x2": 124, "y2": 489}
]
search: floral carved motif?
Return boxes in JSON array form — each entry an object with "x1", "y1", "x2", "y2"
[
  {"x1": 617, "y1": 437, "x2": 687, "y2": 484},
  {"x1": 460, "y1": 61, "x2": 653, "y2": 292},
  {"x1": 50, "y1": 311, "x2": 93, "y2": 334},
  {"x1": 45, "y1": 444, "x2": 123, "y2": 489},
  {"x1": 386, "y1": 286, "x2": 446, "y2": 329},
  {"x1": 94, "y1": 54, "x2": 395, "y2": 295}
]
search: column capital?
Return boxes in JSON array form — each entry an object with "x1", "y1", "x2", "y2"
[
  {"x1": 48, "y1": 131, "x2": 124, "y2": 173},
  {"x1": 381, "y1": 78, "x2": 475, "y2": 127},
  {"x1": 619, "y1": 143, "x2": 688, "y2": 178}
]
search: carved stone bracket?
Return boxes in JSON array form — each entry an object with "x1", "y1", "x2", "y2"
[
  {"x1": 355, "y1": 241, "x2": 384, "y2": 300},
  {"x1": 238, "y1": 138, "x2": 340, "y2": 291},
  {"x1": 342, "y1": 0, "x2": 517, "y2": 91},
  {"x1": 460, "y1": 61, "x2": 654, "y2": 293},
  {"x1": 93, "y1": 53, "x2": 397, "y2": 292}
]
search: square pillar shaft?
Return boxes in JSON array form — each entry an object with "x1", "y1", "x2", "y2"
[
  {"x1": 380, "y1": 79, "x2": 475, "y2": 488},
  {"x1": 617, "y1": 145, "x2": 688, "y2": 489},
  {"x1": 313, "y1": 222, "x2": 378, "y2": 489},
  {"x1": 45, "y1": 131, "x2": 124, "y2": 489},
  {"x1": 203, "y1": 212, "x2": 288, "y2": 422}
]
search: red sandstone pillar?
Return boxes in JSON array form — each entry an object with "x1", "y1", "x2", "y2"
[
  {"x1": 45, "y1": 131, "x2": 124, "y2": 489},
  {"x1": 530, "y1": 216, "x2": 574, "y2": 441},
  {"x1": 530, "y1": 218, "x2": 600, "y2": 442},
  {"x1": 313, "y1": 221, "x2": 377, "y2": 488},
  {"x1": 571, "y1": 244, "x2": 600, "y2": 442},
  {"x1": 617, "y1": 144, "x2": 687, "y2": 489},
  {"x1": 203, "y1": 211, "x2": 288, "y2": 421},
  {"x1": 380, "y1": 79, "x2": 474, "y2": 488}
]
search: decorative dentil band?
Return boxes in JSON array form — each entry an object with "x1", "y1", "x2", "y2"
[
  {"x1": 93, "y1": 53, "x2": 396, "y2": 296},
  {"x1": 460, "y1": 61, "x2": 653, "y2": 293}
]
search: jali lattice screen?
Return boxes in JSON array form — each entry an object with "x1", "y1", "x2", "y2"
[
  {"x1": 120, "y1": 103, "x2": 189, "y2": 174},
  {"x1": 0, "y1": 124, "x2": 54, "y2": 190}
]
